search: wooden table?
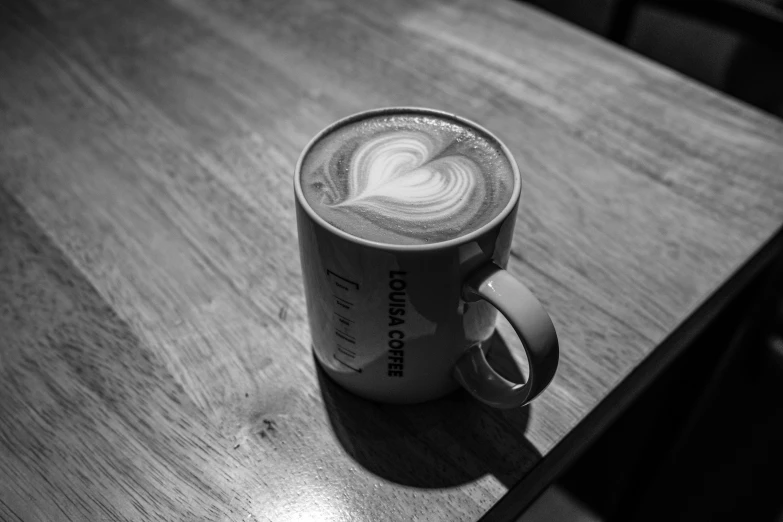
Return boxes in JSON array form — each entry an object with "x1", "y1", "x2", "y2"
[{"x1": 1, "y1": 0, "x2": 782, "y2": 520}]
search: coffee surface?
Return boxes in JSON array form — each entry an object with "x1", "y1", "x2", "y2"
[{"x1": 300, "y1": 112, "x2": 515, "y2": 245}]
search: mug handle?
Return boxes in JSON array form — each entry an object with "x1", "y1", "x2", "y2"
[{"x1": 453, "y1": 263, "x2": 559, "y2": 409}]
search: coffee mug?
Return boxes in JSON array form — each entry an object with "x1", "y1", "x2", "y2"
[{"x1": 295, "y1": 107, "x2": 558, "y2": 409}]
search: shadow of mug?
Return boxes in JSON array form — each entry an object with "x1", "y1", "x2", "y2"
[{"x1": 317, "y1": 330, "x2": 542, "y2": 489}]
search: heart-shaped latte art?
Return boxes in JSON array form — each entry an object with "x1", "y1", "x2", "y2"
[{"x1": 331, "y1": 130, "x2": 485, "y2": 230}]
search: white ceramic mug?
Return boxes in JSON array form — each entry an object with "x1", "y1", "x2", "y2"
[{"x1": 295, "y1": 107, "x2": 558, "y2": 408}]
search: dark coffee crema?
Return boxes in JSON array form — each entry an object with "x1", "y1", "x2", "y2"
[{"x1": 300, "y1": 111, "x2": 516, "y2": 245}]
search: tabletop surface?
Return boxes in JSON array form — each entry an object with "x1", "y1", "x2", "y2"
[{"x1": 2, "y1": 0, "x2": 783, "y2": 520}]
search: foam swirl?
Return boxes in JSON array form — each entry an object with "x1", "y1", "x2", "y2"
[{"x1": 330, "y1": 131, "x2": 485, "y2": 232}]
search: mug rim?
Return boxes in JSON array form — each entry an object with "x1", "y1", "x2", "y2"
[{"x1": 293, "y1": 106, "x2": 522, "y2": 252}]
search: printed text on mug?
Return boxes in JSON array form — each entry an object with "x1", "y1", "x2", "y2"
[{"x1": 387, "y1": 271, "x2": 407, "y2": 377}]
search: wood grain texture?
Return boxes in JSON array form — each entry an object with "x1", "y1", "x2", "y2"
[{"x1": 1, "y1": 0, "x2": 782, "y2": 520}]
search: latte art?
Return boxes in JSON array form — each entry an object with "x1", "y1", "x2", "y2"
[
  {"x1": 300, "y1": 112, "x2": 515, "y2": 245},
  {"x1": 332, "y1": 131, "x2": 486, "y2": 231}
]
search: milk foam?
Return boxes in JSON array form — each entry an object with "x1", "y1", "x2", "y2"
[{"x1": 300, "y1": 112, "x2": 515, "y2": 245}]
